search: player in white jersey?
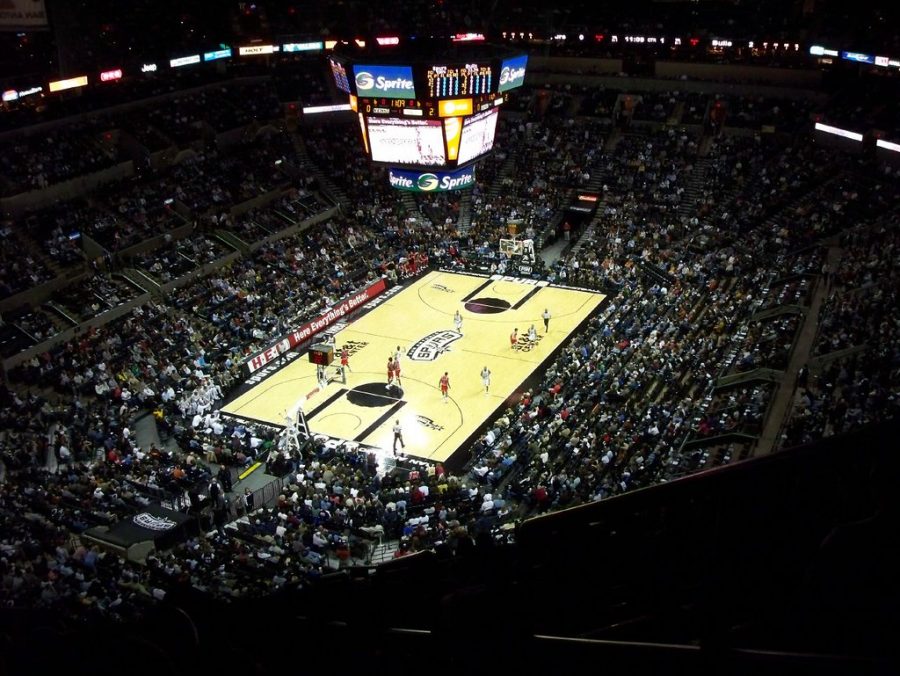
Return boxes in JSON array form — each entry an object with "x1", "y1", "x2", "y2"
[
  {"x1": 454, "y1": 310, "x2": 463, "y2": 334},
  {"x1": 481, "y1": 366, "x2": 492, "y2": 394}
]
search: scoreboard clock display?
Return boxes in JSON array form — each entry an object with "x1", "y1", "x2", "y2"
[
  {"x1": 354, "y1": 92, "x2": 504, "y2": 118},
  {"x1": 425, "y1": 63, "x2": 494, "y2": 98}
]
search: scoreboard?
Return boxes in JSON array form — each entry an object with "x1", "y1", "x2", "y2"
[
  {"x1": 425, "y1": 63, "x2": 493, "y2": 97},
  {"x1": 329, "y1": 46, "x2": 526, "y2": 182}
]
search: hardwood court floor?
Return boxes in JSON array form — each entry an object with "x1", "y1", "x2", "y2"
[{"x1": 222, "y1": 271, "x2": 605, "y2": 463}]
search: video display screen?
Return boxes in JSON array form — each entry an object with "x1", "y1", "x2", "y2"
[
  {"x1": 353, "y1": 64, "x2": 416, "y2": 99},
  {"x1": 367, "y1": 117, "x2": 446, "y2": 166},
  {"x1": 456, "y1": 108, "x2": 499, "y2": 165},
  {"x1": 329, "y1": 58, "x2": 351, "y2": 93},
  {"x1": 498, "y1": 54, "x2": 528, "y2": 92}
]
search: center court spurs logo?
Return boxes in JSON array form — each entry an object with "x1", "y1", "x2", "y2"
[{"x1": 407, "y1": 330, "x2": 462, "y2": 361}]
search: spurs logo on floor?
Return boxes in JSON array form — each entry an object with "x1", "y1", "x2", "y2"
[
  {"x1": 431, "y1": 284, "x2": 454, "y2": 293},
  {"x1": 416, "y1": 414, "x2": 445, "y2": 431},
  {"x1": 407, "y1": 330, "x2": 463, "y2": 361},
  {"x1": 342, "y1": 340, "x2": 368, "y2": 356},
  {"x1": 133, "y1": 513, "x2": 177, "y2": 531}
]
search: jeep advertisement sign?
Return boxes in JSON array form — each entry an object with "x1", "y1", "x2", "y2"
[{"x1": 388, "y1": 166, "x2": 476, "y2": 192}]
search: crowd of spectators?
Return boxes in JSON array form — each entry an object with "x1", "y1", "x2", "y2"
[
  {"x1": 0, "y1": 123, "x2": 119, "y2": 196},
  {"x1": 2, "y1": 69, "x2": 898, "y2": 628},
  {"x1": 781, "y1": 221, "x2": 900, "y2": 448}
]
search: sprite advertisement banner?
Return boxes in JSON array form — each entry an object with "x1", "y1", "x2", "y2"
[
  {"x1": 353, "y1": 64, "x2": 416, "y2": 99},
  {"x1": 388, "y1": 166, "x2": 476, "y2": 192}
]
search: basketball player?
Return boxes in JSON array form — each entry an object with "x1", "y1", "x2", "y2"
[
  {"x1": 393, "y1": 357, "x2": 402, "y2": 387},
  {"x1": 340, "y1": 346, "x2": 351, "y2": 372},
  {"x1": 528, "y1": 324, "x2": 538, "y2": 342},
  {"x1": 454, "y1": 310, "x2": 463, "y2": 334},
  {"x1": 510, "y1": 328, "x2": 518, "y2": 349},
  {"x1": 392, "y1": 419, "x2": 405, "y2": 454},
  {"x1": 542, "y1": 308, "x2": 551, "y2": 332},
  {"x1": 316, "y1": 363, "x2": 328, "y2": 390},
  {"x1": 481, "y1": 366, "x2": 491, "y2": 394},
  {"x1": 394, "y1": 345, "x2": 402, "y2": 365},
  {"x1": 386, "y1": 356, "x2": 394, "y2": 389},
  {"x1": 439, "y1": 372, "x2": 450, "y2": 402}
]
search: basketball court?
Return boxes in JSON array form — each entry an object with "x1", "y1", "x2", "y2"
[{"x1": 221, "y1": 270, "x2": 605, "y2": 464}]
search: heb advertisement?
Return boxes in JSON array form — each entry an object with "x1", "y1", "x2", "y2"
[
  {"x1": 353, "y1": 64, "x2": 416, "y2": 99},
  {"x1": 388, "y1": 166, "x2": 476, "y2": 192},
  {"x1": 498, "y1": 54, "x2": 528, "y2": 93},
  {"x1": 245, "y1": 278, "x2": 387, "y2": 374},
  {"x1": 0, "y1": 0, "x2": 47, "y2": 29}
]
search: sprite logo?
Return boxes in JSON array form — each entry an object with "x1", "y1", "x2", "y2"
[
  {"x1": 499, "y1": 67, "x2": 510, "y2": 85},
  {"x1": 416, "y1": 173, "x2": 439, "y2": 191},
  {"x1": 355, "y1": 71, "x2": 374, "y2": 89}
]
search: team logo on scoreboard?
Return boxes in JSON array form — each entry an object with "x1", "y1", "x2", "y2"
[
  {"x1": 407, "y1": 330, "x2": 463, "y2": 361},
  {"x1": 355, "y1": 71, "x2": 375, "y2": 90},
  {"x1": 417, "y1": 173, "x2": 440, "y2": 191}
]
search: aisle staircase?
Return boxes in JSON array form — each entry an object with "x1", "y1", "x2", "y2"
[
  {"x1": 677, "y1": 158, "x2": 712, "y2": 221},
  {"x1": 291, "y1": 133, "x2": 348, "y2": 209},
  {"x1": 456, "y1": 191, "x2": 473, "y2": 233}
]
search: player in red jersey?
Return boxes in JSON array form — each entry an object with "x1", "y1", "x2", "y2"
[
  {"x1": 439, "y1": 372, "x2": 450, "y2": 402},
  {"x1": 510, "y1": 328, "x2": 518, "y2": 348},
  {"x1": 340, "y1": 346, "x2": 351, "y2": 371},
  {"x1": 393, "y1": 358, "x2": 402, "y2": 387},
  {"x1": 386, "y1": 356, "x2": 395, "y2": 389}
]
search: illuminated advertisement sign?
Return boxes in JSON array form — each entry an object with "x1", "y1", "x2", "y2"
[
  {"x1": 353, "y1": 64, "x2": 416, "y2": 99},
  {"x1": 367, "y1": 117, "x2": 445, "y2": 165},
  {"x1": 457, "y1": 108, "x2": 499, "y2": 165},
  {"x1": 283, "y1": 42, "x2": 323, "y2": 52},
  {"x1": 375, "y1": 36, "x2": 400, "y2": 46},
  {"x1": 169, "y1": 55, "x2": 200, "y2": 67},
  {"x1": 876, "y1": 139, "x2": 900, "y2": 153},
  {"x1": 452, "y1": 33, "x2": 485, "y2": 42},
  {"x1": 48, "y1": 75, "x2": 88, "y2": 92},
  {"x1": 498, "y1": 54, "x2": 528, "y2": 92},
  {"x1": 244, "y1": 278, "x2": 387, "y2": 374},
  {"x1": 814, "y1": 122, "x2": 863, "y2": 142},
  {"x1": 203, "y1": 48, "x2": 232, "y2": 61},
  {"x1": 302, "y1": 103, "x2": 352, "y2": 114},
  {"x1": 388, "y1": 166, "x2": 476, "y2": 192},
  {"x1": 141, "y1": 63, "x2": 158, "y2": 72},
  {"x1": 0, "y1": 0, "x2": 48, "y2": 29},
  {"x1": 239, "y1": 44, "x2": 278, "y2": 55},
  {"x1": 809, "y1": 45, "x2": 839, "y2": 57},
  {"x1": 437, "y1": 98, "x2": 473, "y2": 117},
  {"x1": 329, "y1": 58, "x2": 351, "y2": 93},
  {"x1": 841, "y1": 51, "x2": 875, "y2": 64},
  {"x1": 100, "y1": 69, "x2": 123, "y2": 82},
  {"x1": 2, "y1": 85, "x2": 41, "y2": 101}
]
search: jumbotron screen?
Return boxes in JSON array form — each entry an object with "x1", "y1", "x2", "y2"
[
  {"x1": 367, "y1": 117, "x2": 447, "y2": 166},
  {"x1": 456, "y1": 108, "x2": 499, "y2": 165}
]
